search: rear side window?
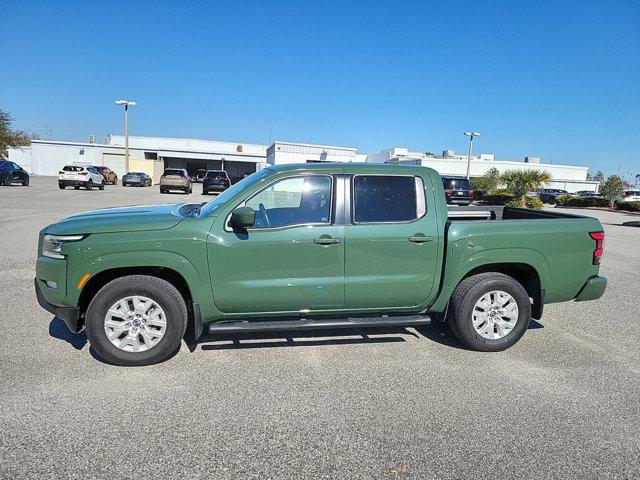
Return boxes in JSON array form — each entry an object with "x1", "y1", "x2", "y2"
[
  {"x1": 353, "y1": 175, "x2": 425, "y2": 223},
  {"x1": 164, "y1": 169, "x2": 185, "y2": 177},
  {"x1": 63, "y1": 165, "x2": 83, "y2": 172}
]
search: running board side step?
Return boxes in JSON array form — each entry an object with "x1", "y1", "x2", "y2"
[{"x1": 207, "y1": 315, "x2": 431, "y2": 334}]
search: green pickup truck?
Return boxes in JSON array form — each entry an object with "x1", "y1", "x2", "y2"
[{"x1": 35, "y1": 164, "x2": 607, "y2": 366}]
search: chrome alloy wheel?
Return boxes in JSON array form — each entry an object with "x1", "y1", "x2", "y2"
[
  {"x1": 472, "y1": 290, "x2": 519, "y2": 340},
  {"x1": 104, "y1": 296, "x2": 167, "y2": 352}
]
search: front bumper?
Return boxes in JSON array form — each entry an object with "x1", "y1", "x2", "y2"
[
  {"x1": 34, "y1": 278, "x2": 82, "y2": 332},
  {"x1": 574, "y1": 275, "x2": 607, "y2": 302}
]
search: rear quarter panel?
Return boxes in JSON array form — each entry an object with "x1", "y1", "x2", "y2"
[{"x1": 430, "y1": 215, "x2": 603, "y2": 311}]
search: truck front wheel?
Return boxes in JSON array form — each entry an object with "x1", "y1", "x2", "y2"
[
  {"x1": 448, "y1": 272, "x2": 531, "y2": 351},
  {"x1": 85, "y1": 275, "x2": 188, "y2": 366}
]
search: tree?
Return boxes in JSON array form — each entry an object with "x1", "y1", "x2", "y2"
[
  {"x1": 600, "y1": 175, "x2": 626, "y2": 206},
  {"x1": 0, "y1": 109, "x2": 30, "y2": 158},
  {"x1": 500, "y1": 169, "x2": 552, "y2": 203},
  {"x1": 593, "y1": 171, "x2": 605, "y2": 183},
  {"x1": 471, "y1": 167, "x2": 501, "y2": 194}
]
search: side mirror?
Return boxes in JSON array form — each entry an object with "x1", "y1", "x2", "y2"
[{"x1": 230, "y1": 207, "x2": 255, "y2": 228}]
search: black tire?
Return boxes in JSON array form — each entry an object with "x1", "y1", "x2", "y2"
[
  {"x1": 99, "y1": 180, "x2": 106, "y2": 190},
  {"x1": 23, "y1": 178, "x2": 29, "y2": 186},
  {"x1": 447, "y1": 272, "x2": 531, "y2": 352},
  {"x1": 113, "y1": 176, "x2": 117, "y2": 185},
  {"x1": 86, "y1": 179, "x2": 93, "y2": 190},
  {"x1": 160, "y1": 188, "x2": 166, "y2": 194},
  {"x1": 74, "y1": 186, "x2": 80, "y2": 190},
  {"x1": 85, "y1": 275, "x2": 188, "y2": 366},
  {"x1": 59, "y1": 183, "x2": 65, "y2": 189},
  {"x1": 3, "y1": 176, "x2": 10, "y2": 186}
]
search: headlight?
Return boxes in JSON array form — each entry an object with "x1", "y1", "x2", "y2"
[{"x1": 42, "y1": 234, "x2": 87, "y2": 259}]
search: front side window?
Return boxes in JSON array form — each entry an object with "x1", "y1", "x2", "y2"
[
  {"x1": 245, "y1": 175, "x2": 332, "y2": 229},
  {"x1": 353, "y1": 175, "x2": 424, "y2": 223}
]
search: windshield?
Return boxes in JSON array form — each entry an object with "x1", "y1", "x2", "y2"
[{"x1": 197, "y1": 169, "x2": 271, "y2": 217}]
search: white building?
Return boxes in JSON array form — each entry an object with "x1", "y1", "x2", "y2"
[
  {"x1": 8, "y1": 135, "x2": 599, "y2": 192},
  {"x1": 366, "y1": 147, "x2": 599, "y2": 192}
]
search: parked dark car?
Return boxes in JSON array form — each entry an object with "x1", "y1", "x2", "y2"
[
  {"x1": 441, "y1": 176, "x2": 473, "y2": 205},
  {"x1": 202, "y1": 170, "x2": 231, "y2": 194},
  {"x1": 539, "y1": 189, "x2": 569, "y2": 204},
  {"x1": 575, "y1": 190, "x2": 600, "y2": 197},
  {"x1": 0, "y1": 160, "x2": 29, "y2": 186},
  {"x1": 93, "y1": 166, "x2": 118, "y2": 185},
  {"x1": 122, "y1": 172, "x2": 152, "y2": 187},
  {"x1": 194, "y1": 169, "x2": 207, "y2": 183}
]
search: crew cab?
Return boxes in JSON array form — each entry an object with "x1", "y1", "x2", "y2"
[{"x1": 35, "y1": 164, "x2": 607, "y2": 366}]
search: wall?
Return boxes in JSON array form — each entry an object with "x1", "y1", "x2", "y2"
[
  {"x1": 268, "y1": 142, "x2": 364, "y2": 165},
  {"x1": 9, "y1": 141, "x2": 138, "y2": 177}
]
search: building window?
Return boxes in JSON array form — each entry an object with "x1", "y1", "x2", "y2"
[{"x1": 144, "y1": 152, "x2": 158, "y2": 160}]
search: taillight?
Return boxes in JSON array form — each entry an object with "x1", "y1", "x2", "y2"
[
  {"x1": 467, "y1": 190, "x2": 474, "y2": 195},
  {"x1": 58, "y1": 171, "x2": 64, "y2": 174},
  {"x1": 79, "y1": 172, "x2": 88, "y2": 175},
  {"x1": 444, "y1": 189, "x2": 453, "y2": 196},
  {"x1": 589, "y1": 231, "x2": 605, "y2": 265}
]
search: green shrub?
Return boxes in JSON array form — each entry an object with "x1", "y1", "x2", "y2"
[
  {"x1": 472, "y1": 190, "x2": 486, "y2": 200},
  {"x1": 481, "y1": 191, "x2": 514, "y2": 205},
  {"x1": 555, "y1": 194, "x2": 574, "y2": 206},
  {"x1": 616, "y1": 201, "x2": 640, "y2": 212},
  {"x1": 505, "y1": 195, "x2": 544, "y2": 210},
  {"x1": 557, "y1": 196, "x2": 610, "y2": 208}
]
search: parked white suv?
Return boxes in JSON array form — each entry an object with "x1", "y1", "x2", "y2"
[{"x1": 58, "y1": 165, "x2": 106, "y2": 190}]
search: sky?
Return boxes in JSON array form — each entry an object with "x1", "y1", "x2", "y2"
[{"x1": 2, "y1": 0, "x2": 639, "y2": 176}]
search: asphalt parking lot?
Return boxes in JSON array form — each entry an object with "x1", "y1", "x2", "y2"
[{"x1": 1, "y1": 176, "x2": 639, "y2": 479}]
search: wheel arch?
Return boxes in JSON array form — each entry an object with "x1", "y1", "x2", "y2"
[
  {"x1": 430, "y1": 248, "x2": 550, "y2": 319},
  {"x1": 460, "y1": 263, "x2": 544, "y2": 319},
  {"x1": 78, "y1": 266, "x2": 193, "y2": 320}
]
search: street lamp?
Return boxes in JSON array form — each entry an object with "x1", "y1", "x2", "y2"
[
  {"x1": 115, "y1": 100, "x2": 137, "y2": 172},
  {"x1": 464, "y1": 131, "x2": 480, "y2": 179}
]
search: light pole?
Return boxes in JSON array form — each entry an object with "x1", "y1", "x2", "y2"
[
  {"x1": 115, "y1": 100, "x2": 137, "y2": 172},
  {"x1": 464, "y1": 131, "x2": 480, "y2": 179}
]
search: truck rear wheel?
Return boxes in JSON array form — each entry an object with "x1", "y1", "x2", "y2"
[
  {"x1": 448, "y1": 272, "x2": 531, "y2": 351},
  {"x1": 85, "y1": 275, "x2": 188, "y2": 366}
]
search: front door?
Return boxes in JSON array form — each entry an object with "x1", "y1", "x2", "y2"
[
  {"x1": 209, "y1": 173, "x2": 345, "y2": 314},
  {"x1": 344, "y1": 173, "x2": 440, "y2": 310}
]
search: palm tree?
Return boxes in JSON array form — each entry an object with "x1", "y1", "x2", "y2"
[{"x1": 500, "y1": 169, "x2": 552, "y2": 204}]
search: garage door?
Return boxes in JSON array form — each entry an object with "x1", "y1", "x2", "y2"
[{"x1": 101, "y1": 153, "x2": 126, "y2": 177}]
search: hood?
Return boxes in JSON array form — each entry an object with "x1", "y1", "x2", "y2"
[{"x1": 45, "y1": 204, "x2": 187, "y2": 235}]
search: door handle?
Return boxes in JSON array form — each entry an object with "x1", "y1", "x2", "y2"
[
  {"x1": 314, "y1": 236, "x2": 341, "y2": 245},
  {"x1": 409, "y1": 235, "x2": 435, "y2": 243}
]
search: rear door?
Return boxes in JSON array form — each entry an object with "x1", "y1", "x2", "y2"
[{"x1": 344, "y1": 173, "x2": 440, "y2": 310}]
